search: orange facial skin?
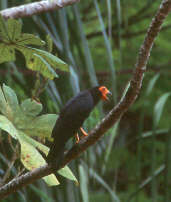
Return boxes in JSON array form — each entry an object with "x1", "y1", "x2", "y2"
[{"x1": 98, "y1": 86, "x2": 111, "y2": 101}]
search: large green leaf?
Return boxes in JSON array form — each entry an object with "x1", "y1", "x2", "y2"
[
  {"x1": 2, "y1": 84, "x2": 19, "y2": 111},
  {"x1": 0, "y1": 15, "x2": 68, "y2": 79},
  {"x1": 20, "y1": 132, "x2": 78, "y2": 184},
  {"x1": 58, "y1": 166, "x2": 78, "y2": 184},
  {"x1": 7, "y1": 18, "x2": 22, "y2": 40},
  {"x1": 0, "y1": 84, "x2": 19, "y2": 119},
  {"x1": 0, "y1": 84, "x2": 78, "y2": 185},
  {"x1": 16, "y1": 33, "x2": 45, "y2": 46},
  {"x1": 20, "y1": 132, "x2": 49, "y2": 155},
  {"x1": 21, "y1": 114, "x2": 57, "y2": 138},
  {"x1": 0, "y1": 85, "x2": 55, "y2": 137},
  {"x1": 0, "y1": 44, "x2": 15, "y2": 63},
  {"x1": 0, "y1": 115, "x2": 18, "y2": 139},
  {"x1": 0, "y1": 15, "x2": 9, "y2": 40},
  {"x1": 33, "y1": 53, "x2": 58, "y2": 79},
  {"x1": 46, "y1": 34, "x2": 53, "y2": 53},
  {"x1": 16, "y1": 46, "x2": 59, "y2": 79},
  {"x1": 19, "y1": 134, "x2": 60, "y2": 186},
  {"x1": 0, "y1": 85, "x2": 8, "y2": 115},
  {"x1": 32, "y1": 48, "x2": 69, "y2": 72},
  {"x1": 20, "y1": 99, "x2": 42, "y2": 117}
]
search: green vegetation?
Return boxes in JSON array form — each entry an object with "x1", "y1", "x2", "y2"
[{"x1": 0, "y1": 0, "x2": 171, "y2": 201}]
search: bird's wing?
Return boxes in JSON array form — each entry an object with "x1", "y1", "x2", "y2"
[
  {"x1": 51, "y1": 91, "x2": 94, "y2": 137},
  {"x1": 60, "y1": 90, "x2": 94, "y2": 119}
]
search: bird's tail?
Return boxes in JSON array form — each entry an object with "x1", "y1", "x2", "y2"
[{"x1": 47, "y1": 141, "x2": 65, "y2": 169}]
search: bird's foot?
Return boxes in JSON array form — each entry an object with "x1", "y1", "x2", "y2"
[
  {"x1": 80, "y1": 127, "x2": 88, "y2": 136},
  {"x1": 75, "y1": 128, "x2": 88, "y2": 144},
  {"x1": 75, "y1": 133, "x2": 80, "y2": 144}
]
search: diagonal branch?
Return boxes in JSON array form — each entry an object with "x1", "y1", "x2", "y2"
[
  {"x1": 0, "y1": 0, "x2": 80, "y2": 19},
  {"x1": 0, "y1": 0, "x2": 171, "y2": 199}
]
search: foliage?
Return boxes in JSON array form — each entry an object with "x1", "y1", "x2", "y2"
[
  {"x1": 0, "y1": 15, "x2": 68, "y2": 79},
  {"x1": 0, "y1": 0, "x2": 171, "y2": 201},
  {"x1": 0, "y1": 84, "x2": 77, "y2": 186}
]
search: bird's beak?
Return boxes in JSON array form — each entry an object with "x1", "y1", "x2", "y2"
[
  {"x1": 105, "y1": 90, "x2": 112, "y2": 101},
  {"x1": 98, "y1": 86, "x2": 112, "y2": 101},
  {"x1": 102, "y1": 90, "x2": 112, "y2": 101}
]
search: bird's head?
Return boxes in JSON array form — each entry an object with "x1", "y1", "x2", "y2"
[{"x1": 98, "y1": 86, "x2": 112, "y2": 101}]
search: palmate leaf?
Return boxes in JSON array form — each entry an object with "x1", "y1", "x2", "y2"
[
  {"x1": 0, "y1": 84, "x2": 78, "y2": 185},
  {"x1": 0, "y1": 15, "x2": 9, "y2": 40},
  {"x1": 32, "y1": 48, "x2": 68, "y2": 72},
  {"x1": 46, "y1": 34, "x2": 53, "y2": 53},
  {"x1": 16, "y1": 33, "x2": 45, "y2": 46},
  {"x1": 0, "y1": 84, "x2": 55, "y2": 137},
  {"x1": 0, "y1": 43, "x2": 15, "y2": 63},
  {"x1": 0, "y1": 84, "x2": 19, "y2": 119},
  {"x1": 0, "y1": 117, "x2": 59, "y2": 186},
  {"x1": 21, "y1": 114, "x2": 57, "y2": 138},
  {"x1": 20, "y1": 133, "x2": 78, "y2": 184},
  {"x1": 7, "y1": 18, "x2": 22, "y2": 40},
  {"x1": 0, "y1": 115, "x2": 18, "y2": 139},
  {"x1": 0, "y1": 14, "x2": 69, "y2": 79},
  {"x1": 15, "y1": 46, "x2": 68, "y2": 79},
  {"x1": 20, "y1": 98, "x2": 42, "y2": 117},
  {"x1": 19, "y1": 133, "x2": 60, "y2": 186}
]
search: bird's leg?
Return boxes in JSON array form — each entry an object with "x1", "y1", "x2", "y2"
[
  {"x1": 80, "y1": 127, "x2": 88, "y2": 137},
  {"x1": 75, "y1": 133, "x2": 80, "y2": 144}
]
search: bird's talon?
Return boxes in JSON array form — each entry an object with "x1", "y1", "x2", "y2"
[
  {"x1": 75, "y1": 133, "x2": 80, "y2": 144},
  {"x1": 80, "y1": 127, "x2": 88, "y2": 137}
]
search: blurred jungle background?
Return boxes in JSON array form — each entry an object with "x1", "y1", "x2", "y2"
[{"x1": 0, "y1": 0, "x2": 171, "y2": 201}]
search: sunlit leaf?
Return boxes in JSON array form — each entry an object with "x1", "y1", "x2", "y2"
[
  {"x1": 0, "y1": 44, "x2": 15, "y2": 63},
  {"x1": 2, "y1": 84, "x2": 19, "y2": 111},
  {"x1": 0, "y1": 15, "x2": 9, "y2": 40},
  {"x1": 20, "y1": 98, "x2": 42, "y2": 117},
  {"x1": 153, "y1": 92, "x2": 171, "y2": 127},
  {"x1": 33, "y1": 53, "x2": 58, "y2": 78},
  {"x1": 0, "y1": 85, "x2": 8, "y2": 115},
  {"x1": 19, "y1": 132, "x2": 77, "y2": 185},
  {"x1": 32, "y1": 48, "x2": 69, "y2": 72},
  {"x1": 16, "y1": 47, "x2": 59, "y2": 79},
  {"x1": 0, "y1": 84, "x2": 19, "y2": 119},
  {"x1": 17, "y1": 33, "x2": 45, "y2": 46},
  {"x1": 7, "y1": 18, "x2": 22, "y2": 40},
  {"x1": 0, "y1": 15, "x2": 67, "y2": 79},
  {"x1": 58, "y1": 166, "x2": 78, "y2": 185},
  {"x1": 20, "y1": 132, "x2": 49, "y2": 155},
  {"x1": 46, "y1": 34, "x2": 53, "y2": 53},
  {"x1": 19, "y1": 134, "x2": 60, "y2": 186},
  {"x1": 0, "y1": 115, "x2": 18, "y2": 139},
  {"x1": 22, "y1": 114, "x2": 57, "y2": 138}
]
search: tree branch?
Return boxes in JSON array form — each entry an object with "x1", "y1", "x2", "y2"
[
  {"x1": 0, "y1": 0, "x2": 80, "y2": 19},
  {"x1": 0, "y1": 0, "x2": 171, "y2": 199}
]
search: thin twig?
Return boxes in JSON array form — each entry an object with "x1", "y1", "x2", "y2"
[
  {"x1": 2, "y1": 144, "x2": 19, "y2": 184},
  {"x1": 0, "y1": 0, "x2": 171, "y2": 199}
]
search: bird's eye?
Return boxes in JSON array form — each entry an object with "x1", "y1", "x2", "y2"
[{"x1": 102, "y1": 87, "x2": 105, "y2": 91}]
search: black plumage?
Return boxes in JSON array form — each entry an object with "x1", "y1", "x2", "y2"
[{"x1": 47, "y1": 86, "x2": 109, "y2": 166}]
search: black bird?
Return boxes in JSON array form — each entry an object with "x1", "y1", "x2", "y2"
[{"x1": 47, "y1": 86, "x2": 111, "y2": 166}]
